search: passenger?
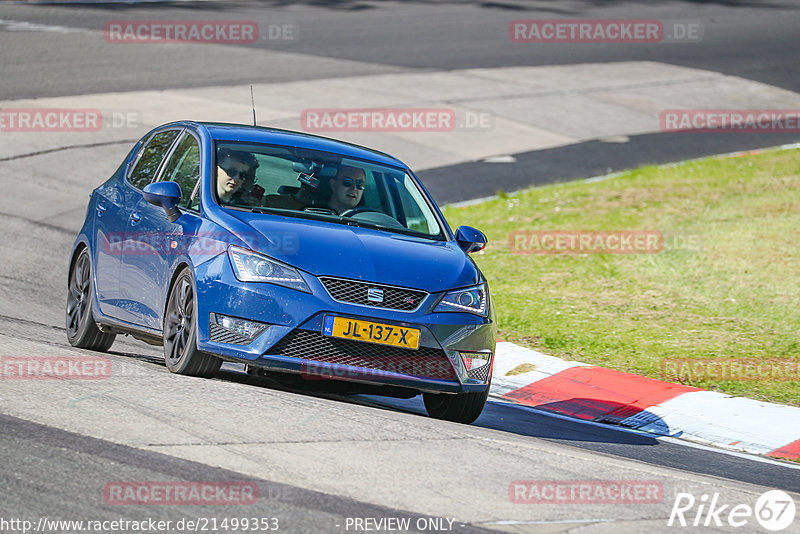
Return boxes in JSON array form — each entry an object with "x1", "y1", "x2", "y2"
[
  {"x1": 326, "y1": 166, "x2": 366, "y2": 214},
  {"x1": 216, "y1": 149, "x2": 258, "y2": 205}
]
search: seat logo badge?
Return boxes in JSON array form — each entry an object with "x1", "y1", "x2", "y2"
[
  {"x1": 404, "y1": 296, "x2": 415, "y2": 305},
  {"x1": 367, "y1": 288, "x2": 384, "y2": 303}
]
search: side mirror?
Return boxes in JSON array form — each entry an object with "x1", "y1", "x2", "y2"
[
  {"x1": 455, "y1": 226, "x2": 487, "y2": 254},
  {"x1": 143, "y1": 182, "x2": 182, "y2": 223}
]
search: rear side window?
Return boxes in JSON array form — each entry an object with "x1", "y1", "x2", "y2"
[
  {"x1": 160, "y1": 133, "x2": 202, "y2": 211},
  {"x1": 128, "y1": 130, "x2": 181, "y2": 189}
]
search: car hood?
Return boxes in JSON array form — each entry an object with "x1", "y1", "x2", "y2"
[{"x1": 228, "y1": 214, "x2": 479, "y2": 292}]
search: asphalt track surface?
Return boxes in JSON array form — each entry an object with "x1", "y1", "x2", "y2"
[
  {"x1": 2, "y1": 0, "x2": 799, "y2": 201},
  {"x1": 1, "y1": 414, "x2": 497, "y2": 534},
  {"x1": 2, "y1": 0, "x2": 800, "y2": 96},
  {"x1": 1, "y1": 1, "x2": 800, "y2": 532}
]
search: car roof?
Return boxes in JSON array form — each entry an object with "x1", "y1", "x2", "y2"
[{"x1": 178, "y1": 121, "x2": 406, "y2": 169}]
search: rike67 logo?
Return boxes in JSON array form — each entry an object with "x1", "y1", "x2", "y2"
[{"x1": 668, "y1": 490, "x2": 796, "y2": 531}]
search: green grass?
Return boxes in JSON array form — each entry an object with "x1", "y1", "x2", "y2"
[{"x1": 442, "y1": 148, "x2": 800, "y2": 406}]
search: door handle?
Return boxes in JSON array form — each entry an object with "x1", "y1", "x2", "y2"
[
  {"x1": 129, "y1": 212, "x2": 141, "y2": 225},
  {"x1": 96, "y1": 204, "x2": 106, "y2": 217}
]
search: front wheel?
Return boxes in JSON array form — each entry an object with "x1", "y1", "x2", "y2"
[
  {"x1": 163, "y1": 268, "x2": 221, "y2": 378},
  {"x1": 66, "y1": 248, "x2": 115, "y2": 351},
  {"x1": 423, "y1": 387, "x2": 490, "y2": 424}
]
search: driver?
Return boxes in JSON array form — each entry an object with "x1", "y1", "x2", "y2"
[
  {"x1": 217, "y1": 148, "x2": 258, "y2": 205},
  {"x1": 326, "y1": 166, "x2": 365, "y2": 214}
]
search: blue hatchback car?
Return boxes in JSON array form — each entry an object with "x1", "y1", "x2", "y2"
[{"x1": 67, "y1": 121, "x2": 495, "y2": 423}]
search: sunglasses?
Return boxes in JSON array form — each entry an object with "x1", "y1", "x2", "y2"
[
  {"x1": 221, "y1": 166, "x2": 248, "y2": 181},
  {"x1": 339, "y1": 177, "x2": 365, "y2": 190}
]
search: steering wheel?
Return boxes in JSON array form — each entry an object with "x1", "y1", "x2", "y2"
[{"x1": 340, "y1": 207, "x2": 382, "y2": 218}]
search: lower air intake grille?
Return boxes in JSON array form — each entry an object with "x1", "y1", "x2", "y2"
[
  {"x1": 266, "y1": 329, "x2": 457, "y2": 381},
  {"x1": 467, "y1": 364, "x2": 491, "y2": 383}
]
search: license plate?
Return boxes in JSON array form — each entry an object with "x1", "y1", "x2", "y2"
[{"x1": 322, "y1": 316, "x2": 420, "y2": 350}]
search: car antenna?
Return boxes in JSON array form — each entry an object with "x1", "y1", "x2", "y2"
[{"x1": 250, "y1": 85, "x2": 257, "y2": 126}]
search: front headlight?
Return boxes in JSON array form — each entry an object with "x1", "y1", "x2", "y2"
[
  {"x1": 434, "y1": 283, "x2": 488, "y2": 316},
  {"x1": 228, "y1": 245, "x2": 311, "y2": 293}
]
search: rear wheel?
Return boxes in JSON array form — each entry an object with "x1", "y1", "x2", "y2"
[
  {"x1": 66, "y1": 248, "x2": 115, "y2": 351},
  {"x1": 163, "y1": 268, "x2": 221, "y2": 378},
  {"x1": 423, "y1": 387, "x2": 490, "y2": 424}
]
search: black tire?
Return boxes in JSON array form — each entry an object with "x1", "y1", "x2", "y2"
[
  {"x1": 66, "y1": 248, "x2": 116, "y2": 351},
  {"x1": 423, "y1": 387, "x2": 490, "y2": 424},
  {"x1": 163, "y1": 268, "x2": 221, "y2": 378}
]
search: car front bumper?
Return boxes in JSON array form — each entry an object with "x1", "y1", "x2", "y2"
[{"x1": 194, "y1": 253, "x2": 496, "y2": 394}]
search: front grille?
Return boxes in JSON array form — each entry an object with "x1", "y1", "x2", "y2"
[
  {"x1": 209, "y1": 323, "x2": 251, "y2": 345},
  {"x1": 467, "y1": 364, "x2": 491, "y2": 383},
  {"x1": 320, "y1": 277, "x2": 427, "y2": 312},
  {"x1": 266, "y1": 329, "x2": 457, "y2": 381}
]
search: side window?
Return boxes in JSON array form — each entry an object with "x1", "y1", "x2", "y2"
[
  {"x1": 160, "y1": 133, "x2": 202, "y2": 210},
  {"x1": 128, "y1": 130, "x2": 181, "y2": 189}
]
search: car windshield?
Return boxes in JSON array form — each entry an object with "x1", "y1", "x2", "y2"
[{"x1": 214, "y1": 142, "x2": 445, "y2": 239}]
